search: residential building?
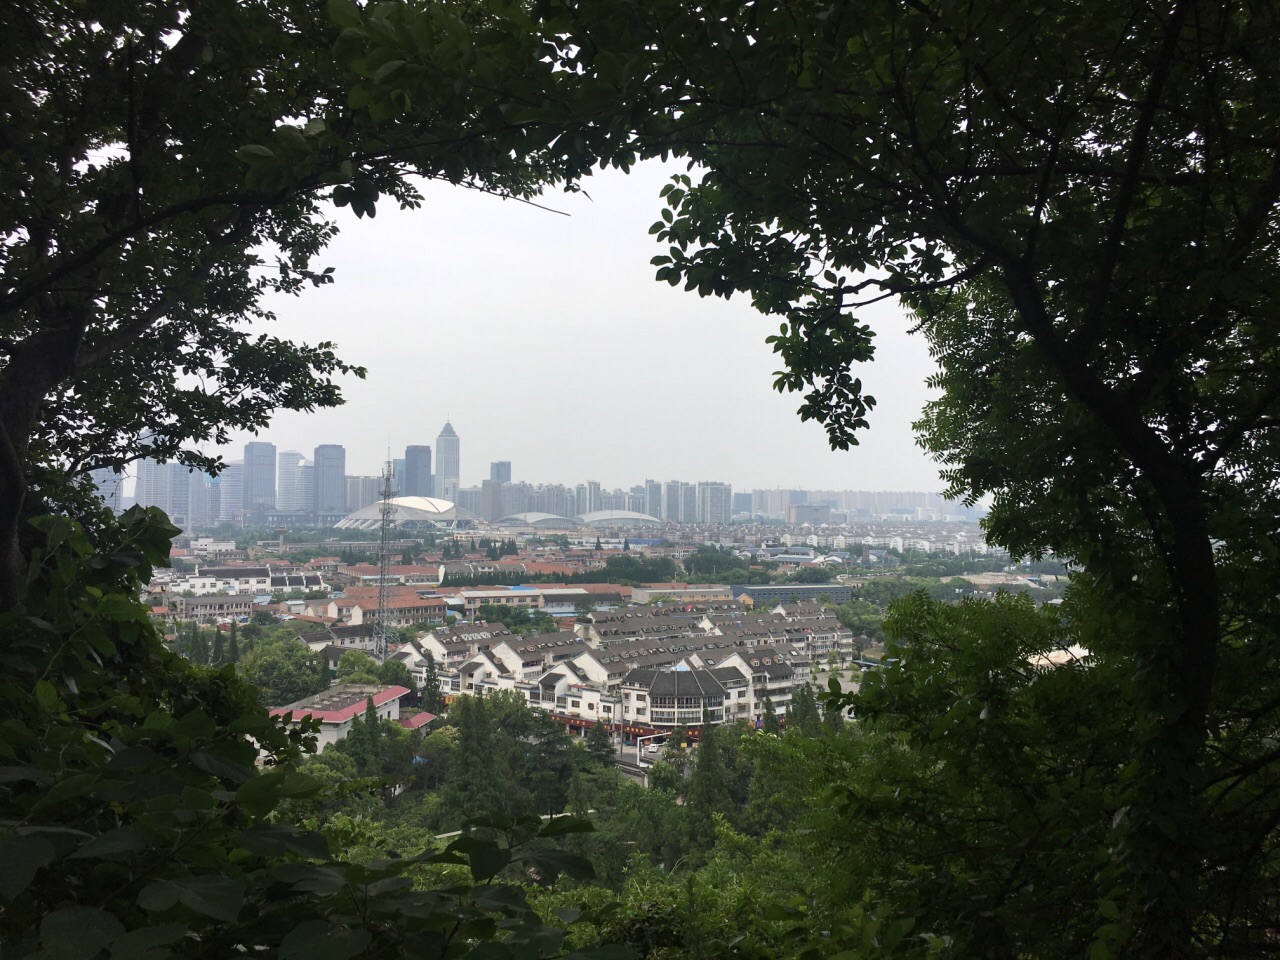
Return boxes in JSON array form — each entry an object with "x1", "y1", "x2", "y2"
[
  {"x1": 269, "y1": 684, "x2": 410, "y2": 747},
  {"x1": 489, "y1": 461, "x2": 511, "y2": 483}
]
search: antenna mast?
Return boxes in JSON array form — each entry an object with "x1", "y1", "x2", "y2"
[{"x1": 374, "y1": 460, "x2": 397, "y2": 661}]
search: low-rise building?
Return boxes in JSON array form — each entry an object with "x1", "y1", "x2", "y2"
[{"x1": 268, "y1": 683, "x2": 410, "y2": 750}]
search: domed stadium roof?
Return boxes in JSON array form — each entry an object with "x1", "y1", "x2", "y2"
[
  {"x1": 497, "y1": 512, "x2": 575, "y2": 528},
  {"x1": 335, "y1": 496, "x2": 479, "y2": 530},
  {"x1": 575, "y1": 509, "x2": 661, "y2": 526}
]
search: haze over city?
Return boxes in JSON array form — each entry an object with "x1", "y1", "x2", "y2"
[{"x1": 211, "y1": 160, "x2": 943, "y2": 492}]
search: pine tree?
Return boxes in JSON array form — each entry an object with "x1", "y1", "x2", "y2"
[
  {"x1": 585, "y1": 721, "x2": 615, "y2": 767},
  {"x1": 421, "y1": 651, "x2": 445, "y2": 715},
  {"x1": 762, "y1": 696, "x2": 781, "y2": 735},
  {"x1": 623, "y1": 538, "x2": 630, "y2": 552},
  {"x1": 790, "y1": 684, "x2": 824, "y2": 737},
  {"x1": 211, "y1": 628, "x2": 225, "y2": 666},
  {"x1": 227, "y1": 621, "x2": 240, "y2": 664}
]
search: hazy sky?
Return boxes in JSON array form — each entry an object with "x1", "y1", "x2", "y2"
[{"x1": 216, "y1": 160, "x2": 944, "y2": 492}]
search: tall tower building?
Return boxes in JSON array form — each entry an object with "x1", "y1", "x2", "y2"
[
  {"x1": 404, "y1": 445, "x2": 434, "y2": 497},
  {"x1": 313, "y1": 444, "x2": 346, "y2": 516},
  {"x1": 276, "y1": 450, "x2": 306, "y2": 511},
  {"x1": 243, "y1": 441, "x2": 277, "y2": 517},
  {"x1": 218, "y1": 461, "x2": 243, "y2": 523},
  {"x1": 435, "y1": 421, "x2": 460, "y2": 501},
  {"x1": 489, "y1": 461, "x2": 511, "y2": 483}
]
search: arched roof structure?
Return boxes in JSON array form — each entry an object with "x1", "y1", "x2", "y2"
[
  {"x1": 574, "y1": 509, "x2": 662, "y2": 527},
  {"x1": 335, "y1": 496, "x2": 479, "y2": 530},
  {"x1": 496, "y1": 512, "x2": 575, "y2": 528}
]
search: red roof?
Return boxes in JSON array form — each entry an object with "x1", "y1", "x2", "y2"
[
  {"x1": 398, "y1": 712, "x2": 437, "y2": 730},
  {"x1": 269, "y1": 685, "x2": 411, "y2": 724}
]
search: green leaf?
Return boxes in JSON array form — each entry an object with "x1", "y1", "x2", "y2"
[
  {"x1": 109, "y1": 923, "x2": 188, "y2": 958},
  {"x1": 41, "y1": 907, "x2": 125, "y2": 960},
  {"x1": 564, "y1": 947, "x2": 639, "y2": 960},
  {"x1": 279, "y1": 920, "x2": 373, "y2": 960},
  {"x1": 236, "y1": 823, "x2": 331, "y2": 860},
  {"x1": 236, "y1": 144, "x2": 275, "y2": 160},
  {"x1": 70, "y1": 826, "x2": 151, "y2": 861},
  {"x1": 537, "y1": 816, "x2": 594, "y2": 838},
  {"x1": 0, "y1": 832, "x2": 54, "y2": 900},
  {"x1": 525, "y1": 849, "x2": 595, "y2": 883},
  {"x1": 138, "y1": 876, "x2": 244, "y2": 922}
]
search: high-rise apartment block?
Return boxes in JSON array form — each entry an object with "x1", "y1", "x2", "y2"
[
  {"x1": 490, "y1": 461, "x2": 511, "y2": 483},
  {"x1": 404, "y1": 445, "x2": 433, "y2": 497},
  {"x1": 436, "y1": 421, "x2": 460, "y2": 501},
  {"x1": 696, "y1": 481, "x2": 732, "y2": 524}
]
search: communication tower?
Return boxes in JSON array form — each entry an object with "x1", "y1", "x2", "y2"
[{"x1": 374, "y1": 460, "x2": 397, "y2": 660}]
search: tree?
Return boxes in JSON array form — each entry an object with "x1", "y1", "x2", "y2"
[
  {"x1": 789, "y1": 566, "x2": 833, "y2": 585},
  {"x1": 574, "y1": 598, "x2": 596, "y2": 621},
  {"x1": 227, "y1": 619, "x2": 240, "y2": 664},
  {"x1": 787, "y1": 685, "x2": 823, "y2": 739},
  {"x1": 585, "y1": 721, "x2": 615, "y2": 768},
  {"x1": 683, "y1": 545, "x2": 747, "y2": 577},
  {"x1": 237, "y1": 637, "x2": 328, "y2": 707},
  {"x1": 421, "y1": 651, "x2": 446, "y2": 716},
  {"x1": 760, "y1": 696, "x2": 780, "y2": 736},
  {"x1": 515, "y1": 5, "x2": 1278, "y2": 952},
  {"x1": 337, "y1": 650, "x2": 378, "y2": 682},
  {"x1": 376, "y1": 658, "x2": 415, "y2": 692},
  {"x1": 0, "y1": 0, "x2": 607, "y2": 608}
]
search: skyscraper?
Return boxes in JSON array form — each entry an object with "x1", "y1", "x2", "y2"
[
  {"x1": 436, "y1": 421, "x2": 460, "y2": 501},
  {"x1": 243, "y1": 441, "x2": 277, "y2": 517},
  {"x1": 276, "y1": 450, "x2": 306, "y2": 511},
  {"x1": 218, "y1": 461, "x2": 243, "y2": 523},
  {"x1": 313, "y1": 444, "x2": 346, "y2": 516},
  {"x1": 489, "y1": 461, "x2": 511, "y2": 483},
  {"x1": 404, "y1": 445, "x2": 434, "y2": 497}
]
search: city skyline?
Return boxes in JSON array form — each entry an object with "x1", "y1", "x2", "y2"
[{"x1": 203, "y1": 159, "x2": 943, "y2": 492}]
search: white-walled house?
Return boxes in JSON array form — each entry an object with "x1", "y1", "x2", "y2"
[{"x1": 269, "y1": 684, "x2": 410, "y2": 750}]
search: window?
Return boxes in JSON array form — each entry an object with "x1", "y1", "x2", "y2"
[{"x1": 571, "y1": 700, "x2": 580, "y2": 708}]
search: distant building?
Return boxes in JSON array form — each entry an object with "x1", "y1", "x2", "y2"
[
  {"x1": 313, "y1": 444, "x2": 346, "y2": 516},
  {"x1": 276, "y1": 450, "x2": 308, "y2": 512},
  {"x1": 787, "y1": 503, "x2": 831, "y2": 524},
  {"x1": 217, "y1": 461, "x2": 244, "y2": 523},
  {"x1": 404, "y1": 445, "x2": 434, "y2": 497},
  {"x1": 732, "y1": 583, "x2": 852, "y2": 606},
  {"x1": 696, "y1": 481, "x2": 732, "y2": 524},
  {"x1": 243, "y1": 441, "x2": 277, "y2": 517},
  {"x1": 436, "y1": 421, "x2": 460, "y2": 500},
  {"x1": 489, "y1": 460, "x2": 511, "y2": 483}
]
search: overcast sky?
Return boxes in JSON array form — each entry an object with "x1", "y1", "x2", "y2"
[{"x1": 215, "y1": 159, "x2": 944, "y2": 492}]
